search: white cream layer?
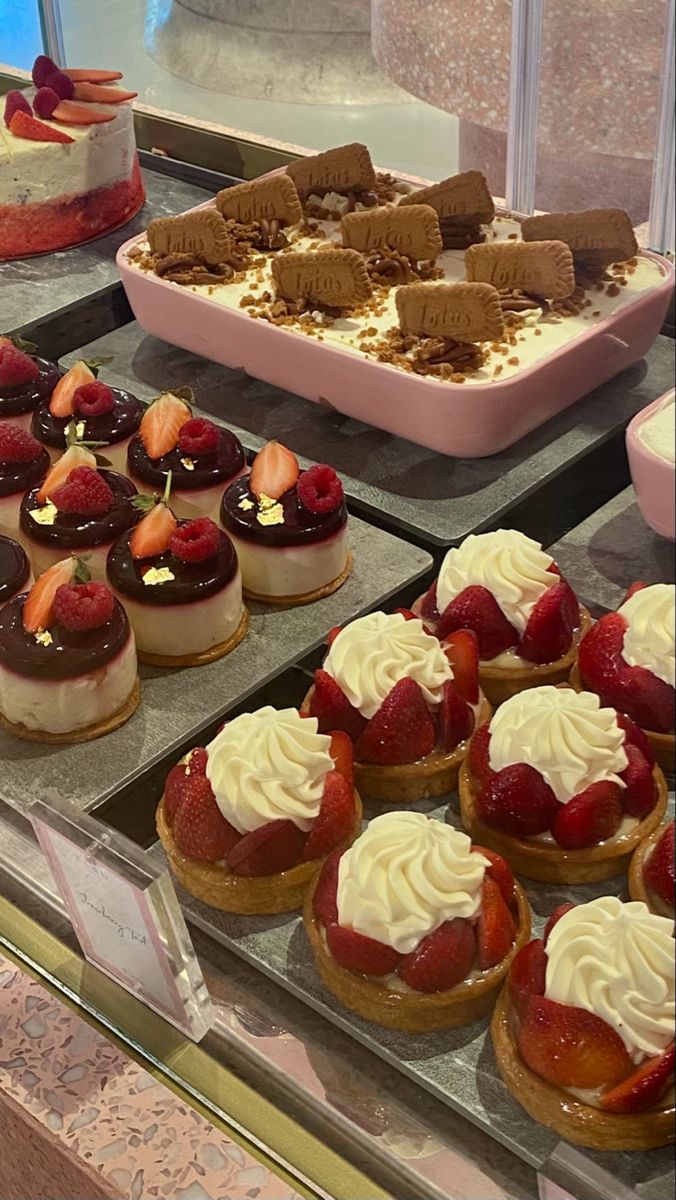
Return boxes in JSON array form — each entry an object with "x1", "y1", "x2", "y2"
[
  {"x1": 228, "y1": 525, "x2": 348, "y2": 598},
  {"x1": 111, "y1": 571, "x2": 244, "y2": 658},
  {"x1": 436, "y1": 529, "x2": 555, "y2": 633}
]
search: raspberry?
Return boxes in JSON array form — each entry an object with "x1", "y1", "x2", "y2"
[
  {"x1": 50, "y1": 466, "x2": 114, "y2": 515},
  {"x1": 0, "y1": 422, "x2": 43, "y2": 464},
  {"x1": 297, "y1": 464, "x2": 344, "y2": 514},
  {"x1": 46, "y1": 70, "x2": 75, "y2": 100},
  {"x1": 53, "y1": 581, "x2": 114, "y2": 631},
  {"x1": 178, "y1": 418, "x2": 220, "y2": 457},
  {"x1": 33, "y1": 87, "x2": 59, "y2": 120},
  {"x1": 32, "y1": 54, "x2": 59, "y2": 88},
  {"x1": 3, "y1": 90, "x2": 31, "y2": 129},
  {"x1": 0, "y1": 344, "x2": 40, "y2": 388},
  {"x1": 170, "y1": 517, "x2": 220, "y2": 562},
  {"x1": 73, "y1": 381, "x2": 115, "y2": 417}
]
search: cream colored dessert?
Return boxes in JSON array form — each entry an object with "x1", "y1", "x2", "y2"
[
  {"x1": 112, "y1": 572, "x2": 244, "y2": 659},
  {"x1": 639, "y1": 391, "x2": 675, "y2": 464},
  {"x1": 229, "y1": 525, "x2": 349, "y2": 599},
  {"x1": 618, "y1": 584, "x2": 675, "y2": 690}
]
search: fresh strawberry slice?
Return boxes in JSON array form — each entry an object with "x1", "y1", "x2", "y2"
[
  {"x1": 50, "y1": 361, "x2": 96, "y2": 418},
  {"x1": 164, "y1": 748, "x2": 209, "y2": 822},
  {"x1": 518, "y1": 995, "x2": 632, "y2": 1089},
  {"x1": 326, "y1": 625, "x2": 342, "y2": 647},
  {"x1": 355, "y1": 678, "x2": 436, "y2": 766},
  {"x1": 9, "y1": 110, "x2": 75, "y2": 143},
  {"x1": 4, "y1": 90, "x2": 32, "y2": 129},
  {"x1": 309, "y1": 669, "x2": 367, "y2": 741},
  {"x1": 52, "y1": 100, "x2": 116, "y2": 125},
  {"x1": 437, "y1": 585, "x2": 518, "y2": 659},
  {"x1": 22, "y1": 557, "x2": 76, "y2": 632},
  {"x1": 508, "y1": 939, "x2": 547, "y2": 1019},
  {"x1": 476, "y1": 763, "x2": 559, "y2": 837},
  {"x1": 473, "y1": 845, "x2": 515, "y2": 906},
  {"x1": 62, "y1": 68, "x2": 124, "y2": 83},
  {"x1": 543, "y1": 902, "x2": 575, "y2": 943},
  {"x1": 326, "y1": 923, "x2": 400, "y2": 976},
  {"x1": 249, "y1": 441, "x2": 299, "y2": 500},
  {"x1": 420, "y1": 579, "x2": 440, "y2": 620},
  {"x1": 547, "y1": 566, "x2": 581, "y2": 630},
  {"x1": 312, "y1": 849, "x2": 342, "y2": 926},
  {"x1": 600, "y1": 1044, "x2": 674, "y2": 1113},
  {"x1": 393, "y1": 607, "x2": 418, "y2": 621},
  {"x1": 303, "y1": 771, "x2": 355, "y2": 860},
  {"x1": 130, "y1": 502, "x2": 178, "y2": 559},
  {"x1": 227, "y1": 818, "x2": 307, "y2": 876},
  {"x1": 72, "y1": 82, "x2": 137, "y2": 104},
  {"x1": 644, "y1": 822, "x2": 675, "y2": 907},
  {"x1": 618, "y1": 663, "x2": 675, "y2": 734},
  {"x1": 615, "y1": 712, "x2": 654, "y2": 765},
  {"x1": 551, "y1": 781, "x2": 623, "y2": 849},
  {"x1": 577, "y1": 613, "x2": 626, "y2": 696},
  {"x1": 467, "y1": 723, "x2": 493, "y2": 784},
  {"x1": 398, "y1": 918, "x2": 475, "y2": 993},
  {"x1": 621, "y1": 581, "x2": 648, "y2": 604},
  {"x1": 619, "y1": 743, "x2": 657, "y2": 818},
  {"x1": 442, "y1": 628, "x2": 480, "y2": 704},
  {"x1": 518, "y1": 580, "x2": 576, "y2": 665},
  {"x1": 36, "y1": 443, "x2": 97, "y2": 504},
  {"x1": 173, "y1": 777, "x2": 239, "y2": 862},
  {"x1": 139, "y1": 392, "x2": 192, "y2": 459},
  {"x1": 328, "y1": 730, "x2": 354, "y2": 785},
  {"x1": 438, "y1": 680, "x2": 473, "y2": 751},
  {"x1": 477, "y1": 876, "x2": 516, "y2": 969}
]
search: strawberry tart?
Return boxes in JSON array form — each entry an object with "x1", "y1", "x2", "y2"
[
  {"x1": 0, "y1": 556, "x2": 139, "y2": 742},
  {"x1": 126, "y1": 391, "x2": 246, "y2": 524},
  {"x1": 303, "y1": 612, "x2": 491, "y2": 802},
  {"x1": 416, "y1": 530, "x2": 590, "y2": 706},
  {"x1": 574, "y1": 582, "x2": 675, "y2": 773},
  {"x1": 0, "y1": 339, "x2": 60, "y2": 431},
  {"x1": 156, "y1": 709, "x2": 362, "y2": 914},
  {"x1": 492, "y1": 896, "x2": 675, "y2": 1149},
  {"x1": 19, "y1": 441, "x2": 139, "y2": 580},
  {"x1": 1, "y1": 56, "x2": 144, "y2": 260},
  {"x1": 0, "y1": 422, "x2": 50, "y2": 538},
  {"x1": 31, "y1": 359, "x2": 144, "y2": 473},
  {"x1": 0, "y1": 534, "x2": 32, "y2": 609},
  {"x1": 107, "y1": 482, "x2": 247, "y2": 666},
  {"x1": 459, "y1": 685, "x2": 668, "y2": 883},
  {"x1": 304, "y1": 811, "x2": 530, "y2": 1032},
  {"x1": 629, "y1": 820, "x2": 675, "y2": 919},
  {"x1": 220, "y1": 441, "x2": 350, "y2": 604}
]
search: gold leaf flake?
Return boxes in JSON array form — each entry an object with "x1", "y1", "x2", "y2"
[
  {"x1": 34, "y1": 630, "x2": 53, "y2": 646},
  {"x1": 258, "y1": 493, "x2": 277, "y2": 510},
  {"x1": 180, "y1": 457, "x2": 195, "y2": 471},
  {"x1": 29, "y1": 501, "x2": 57, "y2": 526},
  {"x1": 142, "y1": 566, "x2": 175, "y2": 586},
  {"x1": 75, "y1": 421, "x2": 86, "y2": 439},
  {"x1": 256, "y1": 502, "x2": 284, "y2": 526},
  {"x1": 238, "y1": 497, "x2": 254, "y2": 511}
]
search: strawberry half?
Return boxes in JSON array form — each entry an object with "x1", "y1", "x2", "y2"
[
  {"x1": 476, "y1": 763, "x2": 559, "y2": 837},
  {"x1": 437, "y1": 585, "x2": 518, "y2": 659},
  {"x1": 600, "y1": 1043, "x2": 674, "y2": 1113},
  {"x1": 139, "y1": 392, "x2": 192, "y2": 459},
  {"x1": 473, "y1": 845, "x2": 515, "y2": 906},
  {"x1": 615, "y1": 712, "x2": 654, "y2": 766},
  {"x1": 477, "y1": 876, "x2": 516, "y2": 969},
  {"x1": 578, "y1": 612, "x2": 626, "y2": 695},
  {"x1": 644, "y1": 822, "x2": 675, "y2": 908},
  {"x1": 303, "y1": 771, "x2": 354, "y2": 860},
  {"x1": 467, "y1": 723, "x2": 492, "y2": 784},
  {"x1": 420, "y1": 579, "x2": 440, "y2": 621},
  {"x1": 130, "y1": 500, "x2": 178, "y2": 559},
  {"x1": 518, "y1": 995, "x2": 632, "y2": 1089},
  {"x1": 9, "y1": 110, "x2": 75, "y2": 144},
  {"x1": 173, "y1": 777, "x2": 239, "y2": 862},
  {"x1": 398, "y1": 918, "x2": 475, "y2": 993},
  {"x1": 164, "y1": 748, "x2": 208, "y2": 822},
  {"x1": 518, "y1": 580, "x2": 576, "y2": 665},
  {"x1": 227, "y1": 818, "x2": 307, "y2": 876},
  {"x1": 36, "y1": 443, "x2": 97, "y2": 504},
  {"x1": 328, "y1": 730, "x2": 354, "y2": 785},
  {"x1": 50, "y1": 361, "x2": 96, "y2": 418},
  {"x1": 438, "y1": 680, "x2": 473, "y2": 751},
  {"x1": 618, "y1": 664, "x2": 675, "y2": 735},
  {"x1": 52, "y1": 100, "x2": 116, "y2": 125},
  {"x1": 249, "y1": 441, "x2": 299, "y2": 500},
  {"x1": 312, "y1": 849, "x2": 342, "y2": 926},
  {"x1": 619, "y1": 743, "x2": 657, "y2": 818},
  {"x1": 22, "y1": 557, "x2": 76, "y2": 632},
  {"x1": 508, "y1": 938, "x2": 547, "y2": 1019},
  {"x1": 309, "y1": 669, "x2": 367, "y2": 741},
  {"x1": 326, "y1": 923, "x2": 400, "y2": 976},
  {"x1": 543, "y1": 902, "x2": 575, "y2": 944},
  {"x1": 442, "y1": 628, "x2": 480, "y2": 704},
  {"x1": 355, "y1": 678, "x2": 436, "y2": 766},
  {"x1": 551, "y1": 781, "x2": 623, "y2": 849}
]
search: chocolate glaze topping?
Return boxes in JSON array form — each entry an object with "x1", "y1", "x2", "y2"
[
  {"x1": 0, "y1": 592, "x2": 131, "y2": 681},
  {"x1": 221, "y1": 474, "x2": 347, "y2": 547},
  {"x1": 127, "y1": 427, "x2": 245, "y2": 491},
  {"x1": 20, "y1": 470, "x2": 139, "y2": 548},
  {"x1": 31, "y1": 386, "x2": 144, "y2": 450},
  {"x1": 107, "y1": 524, "x2": 238, "y2": 606},
  {"x1": 0, "y1": 357, "x2": 60, "y2": 419},
  {"x1": 0, "y1": 535, "x2": 30, "y2": 603},
  {"x1": 0, "y1": 445, "x2": 50, "y2": 498}
]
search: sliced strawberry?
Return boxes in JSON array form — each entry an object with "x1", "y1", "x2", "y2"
[
  {"x1": 139, "y1": 392, "x2": 192, "y2": 459},
  {"x1": 398, "y1": 918, "x2": 475, "y2": 993},
  {"x1": 50, "y1": 361, "x2": 96, "y2": 418},
  {"x1": 618, "y1": 664, "x2": 675, "y2": 735},
  {"x1": 467, "y1": 723, "x2": 493, "y2": 784},
  {"x1": 36, "y1": 443, "x2": 97, "y2": 503},
  {"x1": 312, "y1": 849, "x2": 342, "y2": 926},
  {"x1": 72, "y1": 82, "x2": 137, "y2": 104},
  {"x1": 600, "y1": 1044, "x2": 674, "y2": 1113},
  {"x1": 130, "y1": 502, "x2": 178, "y2": 559},
  {"x1": 164, "y1": 748, "x2": 208, "y2": 822},
  {"x1": 227, "y1": 818, "x2": 306, "y2": 876},
  {"x1": 577, "y1": 613, "x2": 626, "y2": 697},
  {"x1": 619, "y1": 743, "x2": 657, "y2": 819},
  {"x1": 393, "y1": 607, "x2": 418, "y2": 621},
  {"x1": 355, "y1": 678, "x2": 436, "y2": 766},
  {"x1": 543, "y1": 902, "x2": 575, "y2": 944},
  {"x1": 438, "y1": 680, "x2": 473, "y2": 751},
  {"x1": 442, "y1": 628, "x2": 480, "y2": 704},
  {"x1": 420, "y1": 579, "x2": 440, "y2": 620},
  {"x1": 249, "y1": 441, "x2": 299, "y2": 500},
  {"x1": 309, "y1": 669, "x2": 367, "y2": 741},
  {"x1": 644, "y1": 822, "x2": 675, "y2": 908},
  {"x1": 326, "y1": 625, "x2": 342, "y2": 647},
  {"x1": 621, "y1": 581, "x2": 648, "y2": 604},
  {"x1": 9, "y1": 110, "x2": 75, "y2": 144},
  {"x1": 551, "y1": 781, "x2": 623, "y2": 849},
  {"x1": 616, "y1": 713, "x2": 654, "y2": 766},
  {"x1": 473, "y1": 845, "x2": 515, "y2": 906},
  {"x1": 518, "y1": 995, "x2": 632, "y2": 1089},
  {"x1": 173, "y1": 777, "x2": 239, "y2": 862},
  {"x1": 22, "y1": 557, "x2": 76, "y2": 632},
  {"x1": 518, "y1": 580, "x2": 576, "y2": 665},
  {"x1": 63, "y1": 68, "x2": 124, "y2": 83},
  {"x1": 52, "y1": 100, "x2": 116, "y2": 125},
  {"x1": 303, "y1": 771, "x2": 355, "y2": 861},
  {"x1": 325, "y1": 923, "x2": 400, "y2": 976},
  {"x1": 328, "y1": 730, "x2": 354, "y2": 785},
  {"x1": 477, "y1": 876, "x2": 516, "y2": 969},
  {"x1": 508, "y1": 938, "x2": 547, "y2": 1019},
  {"x1": 476, "y1": 763, "x2": 559, "y2": 837},
  {"x1": 437, "y1": 585, "x2": 518, "y2": 659}
]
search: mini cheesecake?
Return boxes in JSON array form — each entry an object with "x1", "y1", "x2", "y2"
[
  {"x1": 127, "y1": 390, "x2": 246, "y2": 523},
  {"x1": 0, "y1": 534, "x2": 32, "y2": 608},
  {"x1": 0, "y1": 422, "x2": 50, "y2": 539},
  {"x1": 31, "y1": 360, "x2": 144, "y2": 474},
  {"x1": 0, "y1": 340, "x2": 60, "y2": 432},
  {"x1": 220, "y1": 441, "x2": 350, "y2": 603},
  {"x1": 0, "y1": 557, "x2": 139, "y2": 742}
]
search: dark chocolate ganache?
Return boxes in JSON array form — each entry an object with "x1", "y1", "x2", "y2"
[
  {"x1": 19, "y1": 470, "x2": 139, "y2": 549},
  {"x1": 107, "y1": 524, "x2": 238, "y2": 606},
  {"x1": 0, "y1": 357, "x2": 60, "y2": 419},
  {"x1": 221, "y1": 474, "x2": 347, "y2": 547},
  {"x1": 0, "y1": 592, "x2": 130, "y2": 680},
  {"x1": 127, "y1": 427, "x2": 245, "y2": 491},
  {"x1": 31, "y1": 386, "x2": 144, "y2": 450},
  {"x1": 0, "y1": 535, "x2": 30, "y2": 604},
  {"x1": 0, "y1": 445, "x2": 50, "y2": 497}
]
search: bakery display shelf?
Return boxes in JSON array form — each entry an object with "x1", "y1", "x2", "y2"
[
  {"x1": 0, "y1": 519, "x2": 430, "y2": 818},
  {"x1": 60, "y1": 324, "x2": 676, "y2": 555}
]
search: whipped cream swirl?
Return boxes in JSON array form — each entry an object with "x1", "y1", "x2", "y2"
[
  {"x1": 336, "y1": 812, "x2": 489, "y2": 954},
  {"x1": 436, "y1": 530, "x2": 555, "y2": 635},
  {"x1": 323, "y1": 611, "x2": 453, "y2": 720},
  {"x1": 619, "y1": 584, "x2": 675, "y2": 690},
  {"x1": 545, "y1": 897, "x2": 675, "y2": 1061},
  {"x1": 488, "y1": 686, "x2": 628, "y2": 804},
  {"x1": 205, "y1": 707, "x2": 334, "y2": 833}
]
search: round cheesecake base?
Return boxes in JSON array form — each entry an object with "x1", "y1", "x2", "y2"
[
  {"x1": 491, "y1": 988, "x2": 675, "y2": 1150},
  {"x1": 243, "y1": 553, "x2": 352, "y2": 607},
  {"x1": 0, "y1": 677, "x2": 140, "y2": 744},
  {"x1": 304, "y1": 874, "x2": 531, "y2": 1032},
  {"x1": 138, "y1": 606, "x2": 249, "y2": 668},
  {"x1": 478, "y1": 607, "x2": 592, "y2": 706},
  {"x1": 569, "y1": 662, "x2": 675, "y2": 774},
  {"x1": 628, "y1": 820, "x2": 675, "y2": 917}
]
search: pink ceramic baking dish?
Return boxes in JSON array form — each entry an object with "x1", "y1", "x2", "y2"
[
  {"x1": 116, "y1": 200, "x2": 674, "y2": 458},
  {"x1": 626, "y1": 388, "x2": 675, "y2": 540}
]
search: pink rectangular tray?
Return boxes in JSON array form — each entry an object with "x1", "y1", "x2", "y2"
[{"x1": 116, "y1": 202, "x2": 674, "y2": 458}]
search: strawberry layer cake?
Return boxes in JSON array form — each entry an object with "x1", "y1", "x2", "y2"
[{"x1": 1, "y1": 56, "x2": 144, "y2": 260}]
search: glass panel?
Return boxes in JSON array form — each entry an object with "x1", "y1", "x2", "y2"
[{"x1": 0, "y1": 0, "x2": 44, "y2": 70}]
